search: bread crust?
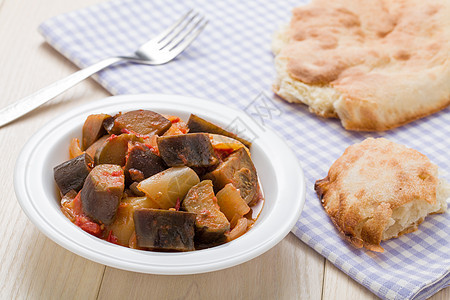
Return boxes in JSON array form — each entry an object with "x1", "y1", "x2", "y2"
[
  {"x1": 273, "y1": 0, "x2": 450, "y2": 131},
  {"x1": 315, "y1": 138, "x2": 441, "y2": 252}
]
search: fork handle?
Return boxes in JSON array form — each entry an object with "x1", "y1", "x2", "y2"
[{"x1": 0, "y1": 56, "x2": 123, "y2": 128}]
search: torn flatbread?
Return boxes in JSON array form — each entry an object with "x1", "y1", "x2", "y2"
[
  {"x1": 315, "y1": 138, "x2": 449, "y2": 252},
  {"x1": 272, "y1": 0, "x2": 450, "y2": 131}
]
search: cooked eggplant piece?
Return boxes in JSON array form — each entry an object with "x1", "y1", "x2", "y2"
[
  {"x1": 182, "y1": 180, "x2": 230, "y2": 243},
  {"x1": 80, "y1": 164, "x2": 124, "y2": 225},
  {"x1": 94, "y1": 133, "x2": 141, "y2": 166},
  {"x1": 204, "y1": 148, "x2": 260, "y2": 205},
  {"x1": 109, "y1": 110, "x2": 172, "y2": 136},
  {"x1": 82, "y1": 114, "x2": 110, "y2": 150},
  {"x1": 134, "y1": 208, "x2": 196, "y2": 251},
  {"x1": 216, "y1": 183, "x2": 250, "y2": 221},
  {"x1": 128, "y1": 169, "x2": 145, "y2": 182},
  {"x1": 54, "y1": 153, "x2": 93, "y2": 195},
  {"x1": 187, "y1": 114, "x2": 252, "y2": 148},
  {"x1": 129, "y1": 182, "x2": 146, "y2": 197},
  {"x1": 124, "y1": 144, "x2": 167, "y2": 184},
  {"x1": 137, "y1": 166, "x2": 200, "y2": 209},
  {"x1": 102, "y1": 115, "x2": 116, "y2": 133},
  {"x1": 233, "y1": 168, "x2": 261, "y2": 206},
  {"x1": 157, "y1": 133, "x2": 218, "y2": 168},
  {"x1": 85, "y1": 135, "x2": 109, "y2": 159}
]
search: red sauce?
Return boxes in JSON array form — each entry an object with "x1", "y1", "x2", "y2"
[
  {"x1": 107, "y1": 134, "x2": 117, "y2": 141},
  {"x1": 61, "y1": 192, "x2": 103, "y2": 237},
  {"x1": 106, "y1": 230, "x2": 119, "y2": 244}
]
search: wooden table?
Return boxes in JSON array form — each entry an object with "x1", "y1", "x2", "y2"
[{"x1": 0, "y1": 0, "x2": 448, "y2": 299}]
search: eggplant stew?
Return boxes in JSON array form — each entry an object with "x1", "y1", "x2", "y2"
[{"x1": 54, "y1": 110, "x2": 263, "y2": 251}]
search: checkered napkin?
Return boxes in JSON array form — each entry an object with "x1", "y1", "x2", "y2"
[{"x1": 38, "y1": 0, "x2": 449, "y2": 299}]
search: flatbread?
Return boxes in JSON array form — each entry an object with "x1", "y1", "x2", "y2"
[
  {"x1": 315, "y1": 138, "x2": 448, "y2": 252},
  {"x1": 272, "y1": 0, "x2": 450, "y2": 131}
]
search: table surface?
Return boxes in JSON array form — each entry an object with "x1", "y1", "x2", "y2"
[{"x1": 0, "y1": 0, "x2": 448, "y2": 299}]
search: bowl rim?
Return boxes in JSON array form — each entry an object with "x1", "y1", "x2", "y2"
[{"x1": 14, "y1": 93, "x2": 305, "y2": 274}]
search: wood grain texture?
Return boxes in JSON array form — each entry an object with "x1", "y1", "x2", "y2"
[
  {"x1": 0, "y1": 1, "x2": 109, "y2": 299},
  {"x1": 98, "y1": 234, "x2": 324, "y2": 300},
  {"x1": 322, "y1": 260, "x2": 378, "y2": 300},
  {"x1": 0, "y1": 1, "x2": 447, "y2": 299}
]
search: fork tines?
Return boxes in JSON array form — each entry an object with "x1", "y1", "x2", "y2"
[{"x1": 157, "y1": 10, "x2": 208, "y2": 52}]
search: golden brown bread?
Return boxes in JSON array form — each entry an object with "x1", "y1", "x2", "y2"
[
  {"x1": 315, "y1": 138, "x2": 448, "y2": 252},
  {"x1": 272, "y1": 0, "x2": 450, "y2": 131}
]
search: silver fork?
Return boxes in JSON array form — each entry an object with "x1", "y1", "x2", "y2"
[{"x1": 0, "y1": 10, "x2": 207, "y2": 128}]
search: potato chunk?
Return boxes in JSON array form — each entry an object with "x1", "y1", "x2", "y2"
[
  {"x1": 216, "y1": 183, "x2": 250, "y2": 221},
  {"x1": 137, "y1": 167, "x2": 200, "y2": 209}
]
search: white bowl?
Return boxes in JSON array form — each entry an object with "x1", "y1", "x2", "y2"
[{"x1": 14, "y1": 94, "x2": 305, "y2": 274}]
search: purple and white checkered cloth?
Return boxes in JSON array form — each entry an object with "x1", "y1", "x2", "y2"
[{"x1": 38, "y1": 0, "x2": 449, "y2": 299}]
